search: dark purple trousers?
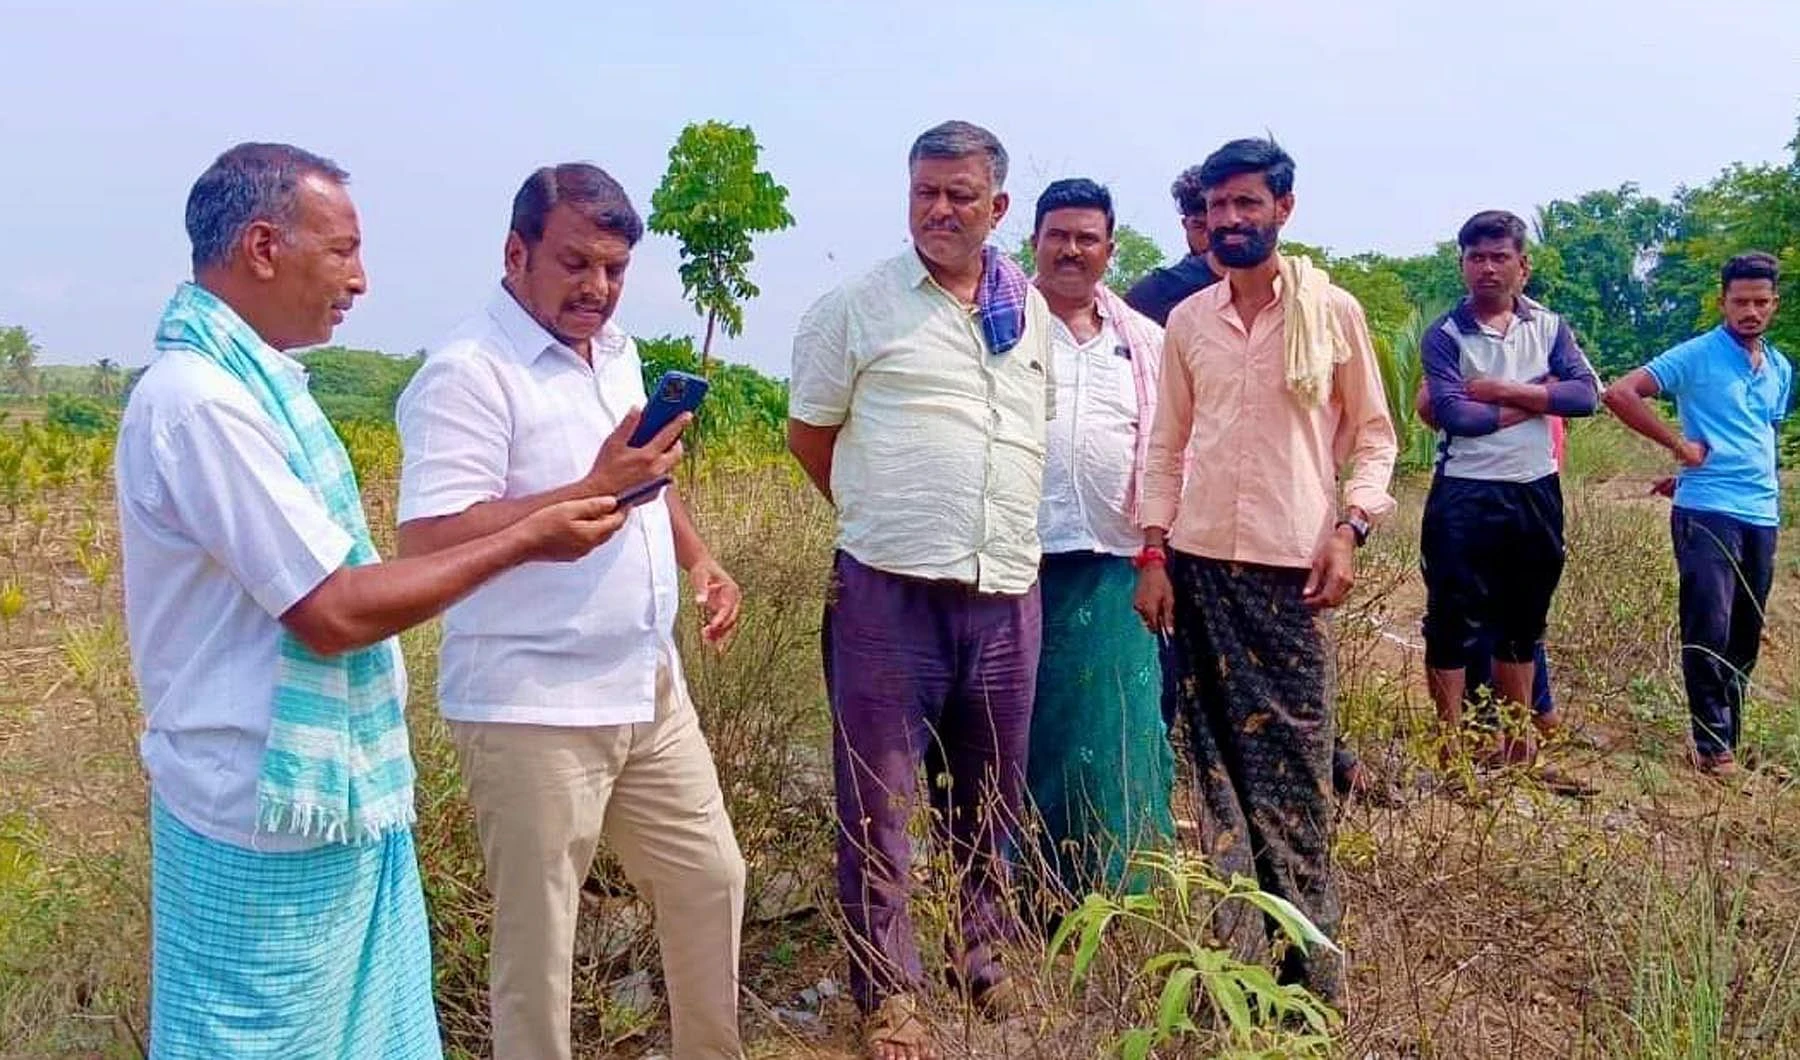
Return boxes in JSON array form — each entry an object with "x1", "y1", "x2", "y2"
[{"x1": 822, "y1": 551, "x2": 1041, "y2": 1012}]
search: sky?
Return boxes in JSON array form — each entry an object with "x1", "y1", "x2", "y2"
[{"x1": 2, "y1": 0, "x2": 1798, "y2": 377}]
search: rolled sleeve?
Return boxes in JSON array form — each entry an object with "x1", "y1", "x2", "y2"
[
  {"x1": 1139, "y1": 307, "x2": 1195, "y2": 531},
  {"x1": 160, "y1": 402, "x2": 353, "y2": 619},
  {"x1": 789, "y1": 288, "x2": 854, "y2": 427},
  {"x1": 395, "y1": 352, "x2": 512, "y2": 523},
  {"x1": 1332, "y1": 296, "x2": 1398, "y2": 522}
]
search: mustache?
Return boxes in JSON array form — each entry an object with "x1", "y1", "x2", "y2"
[{"x1": 922, "y1": 220, "x2": 963, "y2": 233}]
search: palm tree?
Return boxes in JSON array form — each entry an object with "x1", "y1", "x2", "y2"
[
  {"x1": 1, "y1": 326, "x2": 40, "y2": 399},
  {"x1": 1375, "y1": 302, "x2": 1449, "y2": 471},
  {"x1": 91, "y1": 358, "x2": 122, "y2": 402}
]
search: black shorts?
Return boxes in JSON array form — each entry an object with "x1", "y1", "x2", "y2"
[{"x1": 1419, "y1": 474, "x2": 1565, "y2": 671}]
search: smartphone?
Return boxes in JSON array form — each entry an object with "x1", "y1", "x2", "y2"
[
  {"x1": 628, "y1": 370, "x2": 709, "y2": 447},
  {"x1": 616, "y1": 475, "x2": 672, "y2": 509}
]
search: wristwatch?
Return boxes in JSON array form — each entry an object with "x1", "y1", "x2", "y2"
[{"x1": 1335, "y1": 512, "x2": 1371, "y2": 547}]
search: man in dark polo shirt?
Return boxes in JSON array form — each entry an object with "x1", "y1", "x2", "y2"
[{"x1": 1124, "y1": 164, "x2": 1222, "y2": 326}]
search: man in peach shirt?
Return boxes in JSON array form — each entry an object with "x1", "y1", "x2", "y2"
[{"x1": 1134, "y1": 138, "x2": 1397, "y2": 1002}]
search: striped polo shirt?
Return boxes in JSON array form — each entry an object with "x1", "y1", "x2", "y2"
[{"x1": 1422, "y1": 296, "x2": 1600, "y2": 482}]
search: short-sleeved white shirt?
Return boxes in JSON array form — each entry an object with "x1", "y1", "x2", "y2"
[
  {"x1": 117, "y1": 348, "x2": 406, "y2": 852},
  {"x1": 1039, "y1": 317, "x2": 1143, "y2": 556},
  {"x1": 396, "y1": 286, "x2": 680, "y2": 727}
]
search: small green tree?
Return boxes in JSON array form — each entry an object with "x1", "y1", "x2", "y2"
[{"x1": 647, "y1": 121, "x2": 795, "y2": 375}]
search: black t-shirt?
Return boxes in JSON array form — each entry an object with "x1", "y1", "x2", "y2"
[{"x1": 1123, "y1": 254, "x2": 1222, "y2": 326}]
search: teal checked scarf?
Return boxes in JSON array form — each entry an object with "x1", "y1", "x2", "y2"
[{"x1": 153, "y1": 282, "x2": 415, "y2": 844}]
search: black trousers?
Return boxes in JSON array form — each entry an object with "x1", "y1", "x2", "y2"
[
  {"x1": 1671, "y1": 507, "x2": 1778, "y2": 756},
  {"x1": 1420, "y1": 474, "x2": 1566, "y2": 671}
]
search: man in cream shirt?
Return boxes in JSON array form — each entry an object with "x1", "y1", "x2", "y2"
[
  {"x1": 788, "y1": 119, "x2": 1052, "y2": 1060},
  {"x1": 396, "y1": 163, "x2": 746, "y2": 1060}
]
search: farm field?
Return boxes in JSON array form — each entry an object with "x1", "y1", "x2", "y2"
[{"x1": 2, "y1": 412, "x2": 1798, "y2": 1059}]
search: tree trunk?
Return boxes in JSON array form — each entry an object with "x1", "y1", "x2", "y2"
[
  {"x1": 688, "y1": 308, "x2": 720, "y2": 468},
  {"x1": 700, "y1": 308, "x2": 717, "y2": 378}
]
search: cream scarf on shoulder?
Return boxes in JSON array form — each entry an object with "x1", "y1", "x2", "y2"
[{"x1": 1278, "y1": 253, "x2": 1349, "y2": 408}]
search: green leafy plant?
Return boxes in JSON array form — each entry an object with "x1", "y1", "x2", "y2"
[{"x1": 1047, "y1": 850, "x2": 1341, "y2": 1059}]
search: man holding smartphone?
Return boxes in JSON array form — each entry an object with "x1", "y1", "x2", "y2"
[{"x1": 395, "y1": 163, "x2": 747, "y2": 1060}]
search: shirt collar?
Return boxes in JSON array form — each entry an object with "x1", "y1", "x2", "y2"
[
  {"x1": 900, "y1": 249, "x2": 934, "y2": 290},
  {"x1": 1451, "y1": 295, "x2": 1536, "y2": 334},
  {"x1": 1209, "y1": 269, "x2": 1286, "y2": 320},
  {"x1": 1092, "y1": 285, "x2": 1118, "y2": 322},
  {"x1": 486, "y1": 283, "x2": 628, "y2": 365}
]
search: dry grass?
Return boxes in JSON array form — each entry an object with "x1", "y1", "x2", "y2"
[{"x1": 2, "y1": 414, "x2": 1799, "y2": 1058}]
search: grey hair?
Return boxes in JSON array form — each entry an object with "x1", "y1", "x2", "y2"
[
  {"x1": 185, "y1": 142, "x2": 349, "y2": 271},
  {"x1": 908, "y1": 120, "x2": 1009, "y2": 188}
]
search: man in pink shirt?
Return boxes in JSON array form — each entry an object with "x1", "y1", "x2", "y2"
[{"x1": 1134, "y1": 138, "x2": 1398, "y2": 1002}]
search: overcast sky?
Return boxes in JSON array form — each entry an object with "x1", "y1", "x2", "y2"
[{"x1": 3, "y1": 0, "x2": 1797, "y2": 376}]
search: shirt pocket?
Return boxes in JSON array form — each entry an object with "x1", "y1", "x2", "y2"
[{"x1": 1090, "y1": 346, "x2": 1140, "y2": 422}]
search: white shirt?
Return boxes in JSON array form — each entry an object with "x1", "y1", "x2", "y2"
[
  {"x1": 396, "y1": 286, "x2": 680, "y2": 727},
  {"x1": 789, "y1": 251, "x2": 1055, "y2": 595},
  {"x1": 116, "y1": 349, "x2": 406, "y2": 851},
  {"x1": 1039, "y1": 317, "x2": 1142, "y2": 556}
]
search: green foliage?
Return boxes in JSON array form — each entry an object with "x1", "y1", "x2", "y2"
[
  {"x1": 1107, "y1": 224, "x2": 1166, "y2": 295},
  {"x1": 44, "y1": 394, "x2": 117, "y2": 436},
  {"x1": 1651, "y1": 153, "x2": 1800, "y2": 358},
  {"x1": 647, "y1": 121, "x2": 795, "y2": 365},
  {"x1": 1373, "y1": 303, "x2": 1446, "y2": 472},
  {"x1": 1048, "y1": 851, "x2": 1339, "y2": 1058},
  {"x1": 1281, "y1": 241, "x2": 1418, "y2": 345},
  {"x1": 297, "y1": 346, "x2": 422, "y2": 425},
  {"x1": 1388, "y1": 240, "x2": 1466, "y2": 311},
  {"x1": 1531, "y1": 184, "x2": 1676, "y2": 376}
]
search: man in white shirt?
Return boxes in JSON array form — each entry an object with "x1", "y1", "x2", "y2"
[
  {"x1": 1021, "y1": 179, "x2": 1176, "y2": 904},
  {"x1": 396, "y1": 163, "x2": 746, "y2": 1060},
  {"x1": 788, "y1": 120, "x2": 1053, "y2": 1060},
  {"x1": 118, "y1": 142, "x2": 626, "y2": 1059}
]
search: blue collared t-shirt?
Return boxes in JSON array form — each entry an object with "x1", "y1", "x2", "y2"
[{"x1": 1646, "y1": 326, "x2": 1794, "y2": 527}]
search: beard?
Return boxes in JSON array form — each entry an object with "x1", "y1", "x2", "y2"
[{"x1": 1210, "y1": 223, "x2": 1279, "y2": 268}]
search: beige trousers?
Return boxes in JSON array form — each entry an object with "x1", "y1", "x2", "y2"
[{"x1": 450, "y1": 661, "x2": 746, "y2": 1060}]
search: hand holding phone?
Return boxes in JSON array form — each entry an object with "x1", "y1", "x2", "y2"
[
  {"x1": 629, "y1": 371, "x2": 709, "y2": 447},
  {"x1": 586, "y1": 415, "x2": 682, "y2": 497}
]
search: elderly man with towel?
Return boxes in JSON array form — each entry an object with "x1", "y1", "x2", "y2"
[{"x1": 1133, "y1": 137, "x2": 1397, "y2": 1001}]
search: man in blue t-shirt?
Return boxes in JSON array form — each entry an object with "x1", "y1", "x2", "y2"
[{"x1": 1604, "y1": 251, "x2": 1794, "y2": 778}]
